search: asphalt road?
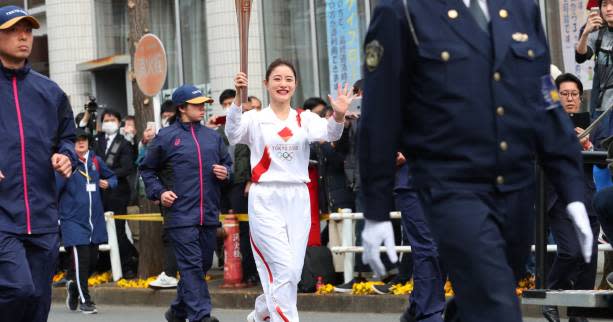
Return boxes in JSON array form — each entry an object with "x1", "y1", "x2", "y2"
[{"x1": 47, "y1": 304, "x2": 611, "y2": 322}]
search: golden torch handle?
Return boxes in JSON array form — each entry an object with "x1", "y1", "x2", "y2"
[{"x1": 236, "y1": 0, "x2": 253, "y2": 104}]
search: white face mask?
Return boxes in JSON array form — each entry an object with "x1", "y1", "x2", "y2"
[
  {"x1": 161, "y1": 118, "x2": 170, "y2": 128},
  {"x1": 123, "y1": 132, "x2": 135, "y2": 142},
  {"x1": 102, "y1": 121, "x2": 119, "y2": 135}
]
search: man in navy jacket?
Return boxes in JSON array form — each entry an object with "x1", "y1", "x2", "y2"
[{"x1": 0, "y1": 6, "x2": 75, "y2": 322}]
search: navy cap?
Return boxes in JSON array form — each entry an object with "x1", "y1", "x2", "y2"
[
  {"x1": 0, "y1": 6, "x2": 40, "y2": 30},
  {"x1": 171, "y1": 85, "x2": 214, "y2": 106}
]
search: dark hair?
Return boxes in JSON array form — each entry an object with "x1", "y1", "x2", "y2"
[
  {"x1": 219, "y1": 89, "x2": 236, "y2": 104},
  {"x1": 124, "y1": 115, "x2": 136, "y2": 123},
  {"x1": 555, "y1": 73, "x2": 584, "y2": 95},
  {"x1": 353, "y1": 79, "x2": 364, "y2": 95},
  {"x1": 101, "y1": 109, "x2": 121, "y2": 122},
  {"x1": 303, "y1": 97, "x2": 327, "y2": 111},
  {"x1": 161, "y1": 100, "x2": 175, "y2": 115},
  {"x1": 265, "y1": 58, "x2": 297, "y2": 81},
  {"x1": 248, "y1": 96, "x2": 261, "y2": 103}
]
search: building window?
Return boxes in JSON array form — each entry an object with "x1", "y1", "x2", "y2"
[
  {"x1": 261, "y1": 0, "x2": 370, "y2": 107},
  {"x1": 179, "y1": 0, "x2": 209, "y2": 86},
  {"x1": 150, "y1": 0, "x2": 180, "y2": 90},
  {"x1": 95, "y1": 0, "x2": 127, "y2": 58},
  {"x1": 261, "y1": 0, "x2": 315, "y2": 107}
]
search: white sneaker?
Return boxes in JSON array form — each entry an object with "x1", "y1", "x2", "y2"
[{"x1": 148, "y1": 272, "x2": 178, "y2": 289}]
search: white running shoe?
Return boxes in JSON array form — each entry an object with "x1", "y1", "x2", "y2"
[{"x1": 149, "y1": 272, "x2": 178, "y2": 289}]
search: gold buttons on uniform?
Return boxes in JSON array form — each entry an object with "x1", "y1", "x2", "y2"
[
  {"x1": 499, "y1": 9, "x2": 508, "y2": 19},
  {"x1": 500, "y1": 141, "x2": 508, "y2": 152},
  {"x1": 496, "y1": 176, "x2": 505, "y2": 185},
  {"x1": 527, "y1": 49, "x2": 535, "y2": 58},
  {"x1": 448, "y1": 9, "x2": 459, "y2": 19},
  {"x1": 441, "y1": 51, "x2": 450, "y2": 62},
  {"x1": 497, "y1": 106, "x2": 505, "y2": 116},
  {"x1": 493, "y1": 72, "x2": 501, "y2": 81}
]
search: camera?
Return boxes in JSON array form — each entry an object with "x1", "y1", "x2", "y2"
[{"x1": 86, "y1": 96, "x2": 98, "y2": 113}]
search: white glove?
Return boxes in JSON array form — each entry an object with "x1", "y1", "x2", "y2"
[
  {"x1": 361, "y1": 219, "x2": 398, "y2": 278},
  {"x1": 566, "y1": 201, "x2": 593, "y2": 263}
]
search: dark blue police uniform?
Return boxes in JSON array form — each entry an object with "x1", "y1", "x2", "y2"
[
  {"x1": 395, "y1": 164, "x2": 445, "y2": 322},
  {"x1": 359, "y1": 1, "x2": 585, "y2": 321}
]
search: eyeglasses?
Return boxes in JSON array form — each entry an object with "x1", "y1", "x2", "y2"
[{"x1": 559, "y1": 91, "x2": 580, "y2": 98}]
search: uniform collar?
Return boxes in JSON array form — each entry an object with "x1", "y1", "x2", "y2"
[
  {"x1": 0, "y1": 60, "x2": 31, "y2": 80},
  {"x1": 176, "y1": 120, "x2": 202, "y2": 132}
]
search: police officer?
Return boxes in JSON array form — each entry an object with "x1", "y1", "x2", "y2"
[
  {"x1": 0, "y1": 5, "x2": 76, "y2": 322},
  {"x1": 140, "y1": 85, "x2": 232, "y2": 322},
  {"x1": 358, "y1": 1, "x2": 594, "y2": 322}
]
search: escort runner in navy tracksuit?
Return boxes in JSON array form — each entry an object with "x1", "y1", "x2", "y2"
[
  {"x1": 359, "y1": 1, "x2": 593, "y2": 322},
  {"x1": 0, "y1": 6, "x2": 76, "y2": 322},
  {"x1": 140, "y1": 85, "x2": 232, "y2": 322},
  {"x1": 57, "y1": 129, "x2": 117, "y2": 314}
]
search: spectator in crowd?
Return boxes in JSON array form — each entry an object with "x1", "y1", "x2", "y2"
[
  {"x1": 577, "y1": 0, "x2": 613, "y2": 135},
  {"x1": 160, "y1": 99, "x2": 176, "y2": 129},
  {"x1": 334, "y1": 79, "x2": 380, "y2": 292},
  {"x1": 0, "y1": 6, "x2": 76, "y2": 322},
  {"x1": 140, "y1": 84, "x2": 232, "y2": 322},
  {"x1": 93, "y1": 109, "x2": 139, "y2": 278},
  {"x1": 248, "y1": 95, "x2": 262, "y2": 111},
  {"x1": 540, "y1": 74, "x2": 601, "y2": 322},
  {"x1": 303, "y1": 97, "x2": 354, "y2": 214},
  {"x1": 58, "y1": 129, "x2": 117, "y2": 314},
  {"x1": 593, "y1": 184, "x2": 613, "y2": 289}
]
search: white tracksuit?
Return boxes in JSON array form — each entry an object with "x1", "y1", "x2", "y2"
[{"x1": 226, "y1": 103, "x2": 343, "y2": 322}]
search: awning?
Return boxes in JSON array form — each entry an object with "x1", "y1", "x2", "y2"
[{"x1": 77, "y1": 55, "x2": 130, "y2": 72}]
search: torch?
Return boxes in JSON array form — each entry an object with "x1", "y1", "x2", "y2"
[{"x1": 235, "y1": 0, "x2": 253, "y2": 104}]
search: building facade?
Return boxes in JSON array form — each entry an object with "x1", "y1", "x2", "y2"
[{"x1": 2, "y1": 0, "x2": 571, "y2": 122}]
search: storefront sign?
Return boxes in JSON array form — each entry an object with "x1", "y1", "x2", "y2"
[
  {"x1": 326, "y1": 0, "x2": 361, "y2": 94},
  {"x1": 559, "y1": 0, "x2": 594, "y2": 90},
  {"x1": 134, "y1": 34, "x2": 168, "y2": 97}
]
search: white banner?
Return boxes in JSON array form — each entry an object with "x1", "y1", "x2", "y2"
[{"x1": 559, "y1": 0, "x2": 594, "y2": 90}]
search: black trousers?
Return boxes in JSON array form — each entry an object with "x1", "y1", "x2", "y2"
[
  {"x1": 67, "y1": 244, "x2": 99, "y2": 303},
  {"x1": 162, "y1": 229, "x2": 178, "y2": 277}
]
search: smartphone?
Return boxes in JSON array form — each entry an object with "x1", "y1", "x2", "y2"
[
  {"x1": 348, "y1": 97, "x2": 362, "y2": 115},
  {"x1": 591, "y1": 7, "x2": 600, "y2": 15}
]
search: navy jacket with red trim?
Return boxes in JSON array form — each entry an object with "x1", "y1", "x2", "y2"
[
  {"x1": 139, "y1": 121, "x2": 232, "y2": 228},
  {"x1": 0, "y1": 62, "x2": 76, "y2": 234}
]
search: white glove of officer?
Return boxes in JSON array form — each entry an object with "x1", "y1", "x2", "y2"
[
  {"x1": 566, "y1": 201, "x2": 593, "y2": 263},
  {"x1": 361, "y1": 219, "x2": 398, "y2": 279}
]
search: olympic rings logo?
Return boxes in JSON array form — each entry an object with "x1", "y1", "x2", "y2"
[{"x1": 277, "y1": 152, "x2": 294, "y2": 161}]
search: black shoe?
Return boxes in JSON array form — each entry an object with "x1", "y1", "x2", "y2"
[
  {"x1": 165, "y1": 308, "x2": 186, "y2": 322},
  {"x1": 66, "y1": 280, "x2": 78, "y2": 311},
  {"x1": 79, "y1": 301, "x2": 97, "y2": 314},
  {"x1": 542, "y1": 305, "x2": 560, "y2": 322},
  {"x1": 199, "y1": 316, "x2": 219, "y2": 322},
  {"x1": 334, "y1": 276, "x2": 367, "y2": 293},
  {"x1": 123, "y1": 270, "x2": 136, "y2": 280}
]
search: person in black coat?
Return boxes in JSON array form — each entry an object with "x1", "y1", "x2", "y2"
[{"x1": 93, "y1": 109, "x2": 138, "y2": 278}]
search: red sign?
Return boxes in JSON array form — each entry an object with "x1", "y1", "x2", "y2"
[{"x1": 134, "y1": 34, "x2": 167, "y2": 97}]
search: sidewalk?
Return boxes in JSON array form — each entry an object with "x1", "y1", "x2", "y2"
[{"x1": 51, "y1": 275, "x2": 544, "y2": 317}]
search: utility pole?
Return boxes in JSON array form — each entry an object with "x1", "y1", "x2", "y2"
[{"x1": 127, "y1": 0, "x2": 164, "y2": 279}]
